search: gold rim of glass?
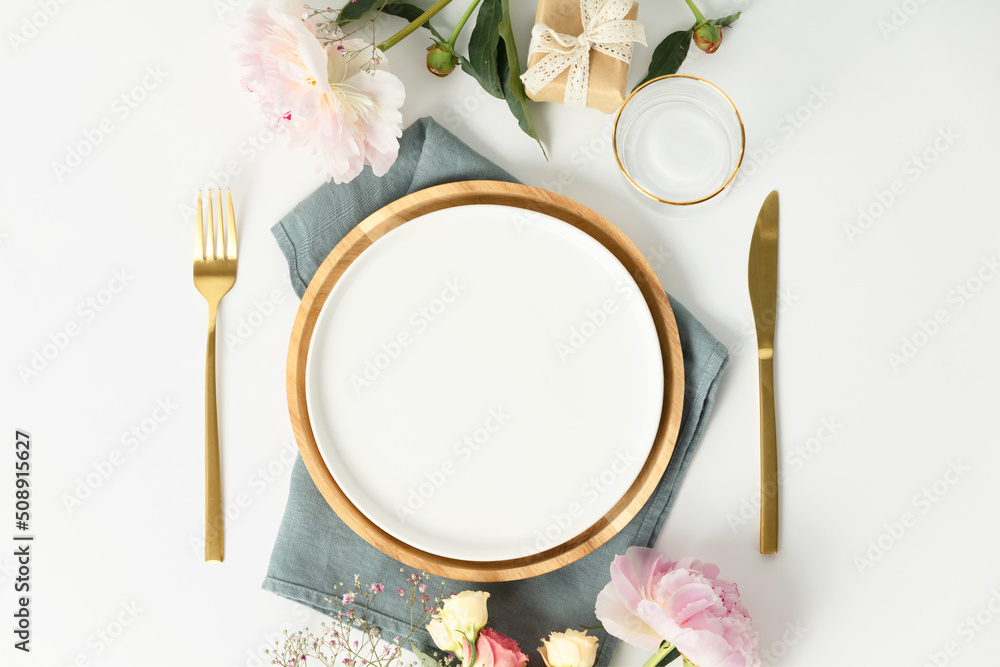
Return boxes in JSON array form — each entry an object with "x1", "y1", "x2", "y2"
[{"x1": 613, "y1": 74, "x2": 746, "y2": 206}]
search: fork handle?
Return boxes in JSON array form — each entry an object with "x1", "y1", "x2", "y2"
[
  {"x1": 758, "y1": 353, "x2": 778, "y2": 554},
  {"x1": 205, "y1": 303, "x2": 224, "y2": 563}
]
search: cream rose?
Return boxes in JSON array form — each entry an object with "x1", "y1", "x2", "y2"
[
  {"x1": 427, "y1": 616, "x2": 463, "y2": 653},
  {"x1": 538, "y1": 630, "x2": 599, "y2": 667},
  {"x1": 427, "y1": 591, "x2": 490, "y2": 647}
]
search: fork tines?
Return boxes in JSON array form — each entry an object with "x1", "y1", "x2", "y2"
[{"x1": 194, "y1": 189, "x2": 238, "y2": 261}]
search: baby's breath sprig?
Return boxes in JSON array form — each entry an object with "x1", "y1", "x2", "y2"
[
  {"x1": 266, "y1": 571, "x2": 450, "y2": 667},
  {"x1": 300, "y1": 4, "x2": 387, "y2": 75}
]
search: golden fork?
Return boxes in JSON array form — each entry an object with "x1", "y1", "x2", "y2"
[{"x1": 192, "y1": 189, "x2": 238, "y2": 563}]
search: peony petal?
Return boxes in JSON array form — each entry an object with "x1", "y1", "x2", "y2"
[
  {"x1": 609, "y1": 548, "x2": 658, "y2": 612},
  {"x1": 358, "y1": 70, "x2": 406, "y2": 109},
  {"x1": 347, "y1": 71, "x2": 404, "y2": 156},
  {"x1": 594, "y1": 582, "x2": 661, "y2": 653},
  {"x1": 637, "y1": 605, "x2": 734, "y2": 667},
  {"x1": 266, "y1": 5, "x2": 332, "y2": 94},
  {"x1": 667, "y1": 582, "x2": 718, "y2": 625},
  {"x1": 367, "y1": 146, "x2": 399, "y2": 177}
]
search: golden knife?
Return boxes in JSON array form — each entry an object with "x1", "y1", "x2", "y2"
[{"x1": 748, "y1": 190, "x2": 780, "y2": 554}]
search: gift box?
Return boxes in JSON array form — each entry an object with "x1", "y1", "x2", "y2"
[{"x1": 522, "y1": 0, "x2": 643, "y2": 113}]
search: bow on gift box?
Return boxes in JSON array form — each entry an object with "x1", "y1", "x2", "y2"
[{"x1": 520, "y1": 0, "x2": 646, "y2": 109}]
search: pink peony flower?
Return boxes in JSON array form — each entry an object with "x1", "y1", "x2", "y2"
[
  {"x1": 461, "y1": 627, "x2": 529, "y2": 667},
  {"x1": 235, "y1": 0, "x2": 405, "y2": 183},
  {"x1": 595, "y1": 547, "x2": 759, "y2": 667}
]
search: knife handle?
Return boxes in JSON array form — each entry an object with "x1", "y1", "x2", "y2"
[{"x1": 758, "y1": 353, "x2": 778, "y2": 554}]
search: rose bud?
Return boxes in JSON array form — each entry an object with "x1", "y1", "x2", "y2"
[
  {"x1": 692, "y1": 22, "x2": 723, "y2": 53},
  {"x1": 427, "y1": 42, "x2": 458, "y2": 77}
]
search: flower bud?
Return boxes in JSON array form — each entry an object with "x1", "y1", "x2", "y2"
[
  {"x1": 692, "y1": 22, "x2": 722, "y2": 53},
  {"x1": 427, "y1": 42, "x2": 458, "y2": 77}
]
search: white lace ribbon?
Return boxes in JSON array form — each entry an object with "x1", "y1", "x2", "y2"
[{"x1": 520, "y1": 0, "x2": 645, "y2": 108}]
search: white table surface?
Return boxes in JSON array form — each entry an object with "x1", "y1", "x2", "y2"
[{"x1": 3, "y1": 0, "x2": 999, "y2": 665}]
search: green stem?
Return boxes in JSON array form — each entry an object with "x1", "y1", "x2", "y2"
[
  {"x1": 683, "y1": 0, "x2": 707, "y2": 24},
  {"x1": 446, "y1": 0, "x2": 483, "y2": 46},
  {"x1": 376, "y1": 0, "x2": 454, "y2": 51},
  {"x1": 641, "y1": 642, "x2": 682, "y2": 667},
  {"x1": 467, "y1": 636, "x2": 478, "y2": 666}
]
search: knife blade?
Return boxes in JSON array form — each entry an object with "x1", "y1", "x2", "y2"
[{"x1": 748, "y1": 190, "x2": 780, "y2": 554}]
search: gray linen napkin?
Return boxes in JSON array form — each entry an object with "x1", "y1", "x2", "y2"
[{"x1": 264, "y1": 116, "x2": 729, "y2": 666}]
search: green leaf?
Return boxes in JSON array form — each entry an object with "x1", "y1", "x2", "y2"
[
  {"x1": 463, "y1": 0, "x2": 503, "y2": 98},
  {"x1": 635, "y1": 29, "x2": 692, "y2": 90},
  {"x1": 381, "y1": 3, "x2": 446, "y2": 42},
  {"x1": 336, "y1": 0, "x2": 383, "y2": 26},
  {"x1": 457, "y1": 55, "x2": 498, "y2": 98},
  {"x1": 709, "y1": 12, "x2": 741, "y2": 27},
  {"x1": 578, "y1": 622, "x2": 604, "y2": 630},
  {"x1": 409, "y1": 642, "x2": 440, "y2": 667},
  {"x1": 498, "y1": 0, "x2": 545, "y2": 157},
  {"x1": 498, "y1": 56, "x2": 545, "y2": 158}
]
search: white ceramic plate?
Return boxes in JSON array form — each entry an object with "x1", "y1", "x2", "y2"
[{"x1": 305, "y1": 204, "x2": 663, "y2": 561}]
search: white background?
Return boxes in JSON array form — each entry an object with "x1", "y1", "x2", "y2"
[{"x1": 2, "y1": 0, "x2": 999, "y2": 665}]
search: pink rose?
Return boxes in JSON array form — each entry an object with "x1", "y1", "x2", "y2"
[
  {"x1": 461, "y1": 627, "x2": 529, "y2": 667},
  {"x1": 595, "y1": 547, "x2": 759, "y2": 667}
]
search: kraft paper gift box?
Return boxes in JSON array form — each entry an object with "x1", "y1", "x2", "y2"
[{"x1": 525, "y1": 0, "x2": 640, "y2": 113}]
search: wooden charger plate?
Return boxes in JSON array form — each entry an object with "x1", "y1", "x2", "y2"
[{"x1": 286, "y1": 181, "x2": 684, "y2": 581}]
